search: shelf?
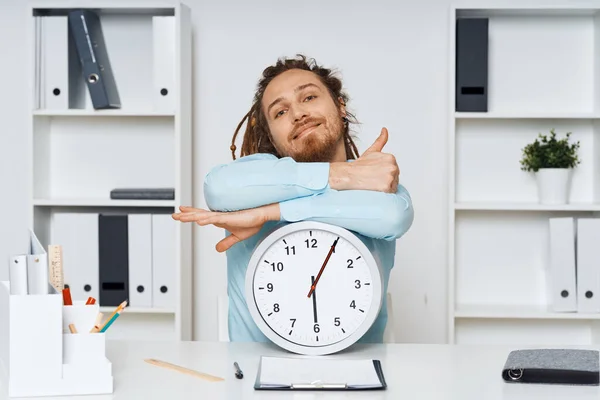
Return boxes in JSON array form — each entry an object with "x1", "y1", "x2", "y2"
[
  {"x1": 33, "y1": 109, "x2": 174, "y2": 117},
  {"x1": 27, "y1": 2, "x2": 193, "y2": 342},
  {"x1": 455, "y1": 112, "x2": 600, "y2": 119},
  {"x1": 455, "y1": 304, "x2": 600, "y2": 320},
  {"x1": 454, "y1": 119, "x2": 600, "y2": 204},
  {"x1": 450, "y1": 5, "x2": 600, "y2": 345},
  {"x1": 33, "y1": 198, "x2": 175, "y2": 207},
  {"x1": 454, "y1": 202, "x2": 600, "y2": 211},
  {"x1": 101, "y1": 306, "x2": 175, "y2": 314}
]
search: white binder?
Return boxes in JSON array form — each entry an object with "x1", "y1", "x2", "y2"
[
  {"x1": 576, "y1": 218, "x2": 600, "y2": 313},
  {"x1": 547, "y1": 217, "x2": 577, "y2": 312},
  {"x1": 128, "y1": 214, "x2": 153, "y2": 307},
  {"x1": 152, "y1": 16, "x2": 176, "y2": 112},
  {"x1": 8, "y1": 255, "x2": 28, "y2": 295},
  {"x1": 42, "y1": 16, "x2": 69, "y2": 110},
  {"x1": 27, "y1": 229, "x2": 49, "y2": 295},
  {"x1": 51, "y1": 213, "x2": 99, "y2": 302},
  {"x1": 152, "y1": 214, "x2": 175, "y2": 309}
]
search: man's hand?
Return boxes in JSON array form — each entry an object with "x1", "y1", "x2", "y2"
[
  {"x1": 329, "y1": 127, "x2": 399, "y2": 193},
  {"x1": 172, "y1": 204, "x2": 280, "y2": 252}
]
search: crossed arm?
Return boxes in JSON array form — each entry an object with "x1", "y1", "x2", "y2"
[{"x1": 198, "y1": 153, "x2": 414, "y2": 241}]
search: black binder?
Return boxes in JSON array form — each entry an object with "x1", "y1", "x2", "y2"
[
  {"x1": 68, "y1": 9, "x2": 121, "y2": 109},
  {"x1": 455, "y1": 18, "x2": 488, "y2": 112},
  {"x1": 98, "y1": 214, "x2": 129, "y2": 306}
]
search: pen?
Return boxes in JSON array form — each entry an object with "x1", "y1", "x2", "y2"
[{"x1": 234, "y1": 361, "x2": 243, "y2": 379}]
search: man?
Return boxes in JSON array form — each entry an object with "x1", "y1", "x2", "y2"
[{"x1": 172, "y1": 54, "x2": 414, "y2": 343}]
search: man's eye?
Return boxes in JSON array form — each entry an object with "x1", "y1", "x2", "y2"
[
  {"x1": 304, "y1": 95, "x2": 316, "y2": 101},
  {"x1": 275, "y1": 110, "x2": 285, "y2": 118}
]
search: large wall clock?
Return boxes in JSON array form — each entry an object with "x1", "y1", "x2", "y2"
[{"x1": 245, "y1": 221, "x2": 383, "y2": 355}]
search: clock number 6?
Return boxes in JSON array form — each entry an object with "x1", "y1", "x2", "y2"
[{"x1": 313, "y1": 323, "x2": 320, "y2": 333}]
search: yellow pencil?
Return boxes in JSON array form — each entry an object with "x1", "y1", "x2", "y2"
[{"x1": 99, "y1": 300, "x2": 127, "y2": 331}]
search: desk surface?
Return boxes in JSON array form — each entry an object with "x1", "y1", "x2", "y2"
[{"x1": 3, "y1": 340, "x2": 600, "y2": 399}]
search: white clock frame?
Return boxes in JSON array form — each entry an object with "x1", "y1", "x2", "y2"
[{"x1": 245, "y1": 221, "x2": 384, "y2": 355}]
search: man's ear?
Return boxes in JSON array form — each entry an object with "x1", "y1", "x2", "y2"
[{"x1": 338, "y1": 96, "x2": 346, "y2": 118}]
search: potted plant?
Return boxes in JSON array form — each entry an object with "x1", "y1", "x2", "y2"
[{"x1": 520, "y1": 128, "x2": 581, "y2": 205}]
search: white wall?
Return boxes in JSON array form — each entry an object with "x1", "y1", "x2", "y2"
[
  {"x1": 190, "y1": 0, "x2": 450, "y2": 343},
  {"x1": 0, "y1": 0, "x2": 31, "y2": 279},
  {"x1": 0, "y1": 0, "x2": 574, "y2": 344}
]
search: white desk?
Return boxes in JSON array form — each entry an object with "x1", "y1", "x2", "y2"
[{"x1": 2, "y1": 341, "x2": 600, "y2": 399}]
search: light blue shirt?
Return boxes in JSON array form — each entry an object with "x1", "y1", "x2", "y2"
[{"x1": 203, "y1": 153, "x2": 414, "y2": 343}]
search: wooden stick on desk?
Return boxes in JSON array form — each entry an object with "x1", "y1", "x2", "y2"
[{"x1": 144, "y1": 358, "x2": 224, "y2": 382}]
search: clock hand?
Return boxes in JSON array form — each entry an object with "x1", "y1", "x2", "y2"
[
  {"x1": 311, "y1": 276, "x2": 318, "y2": 323},
  {"x1": 307, "y1": 237, "x2": 339, "y2": 298}
]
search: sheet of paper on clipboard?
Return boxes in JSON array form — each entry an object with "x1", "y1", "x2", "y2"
[{"x1": 254, "y1": 356, "x2": 387, "y2": 390}]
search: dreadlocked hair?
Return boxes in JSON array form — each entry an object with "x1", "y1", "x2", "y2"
[{"x1": 230, "y1": 54, "x2": 360, "y2": 160}]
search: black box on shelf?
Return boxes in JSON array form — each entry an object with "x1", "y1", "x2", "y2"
[{"x1": 456, "y1": 18, "x2": 489, "y2": 112}]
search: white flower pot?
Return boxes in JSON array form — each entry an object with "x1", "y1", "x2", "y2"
[{"x1": 535, "y1": 168, "x2": 572, "y2": 205}]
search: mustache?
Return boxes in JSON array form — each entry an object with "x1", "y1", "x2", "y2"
[{"x1": 289, "y1": 117, "x2": 324, "y2": 140}]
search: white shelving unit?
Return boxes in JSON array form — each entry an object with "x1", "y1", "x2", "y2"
[
  {"x1": 449, "y1": 5, "x2": 600, "y2": 345},
  {"x1": 26, "y1": 1, "x2": 193, "y2": 341}
]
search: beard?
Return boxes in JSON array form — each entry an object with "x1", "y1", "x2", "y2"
[{"x1": 285, "y1": 117, "x2": 344, "y2": 163}]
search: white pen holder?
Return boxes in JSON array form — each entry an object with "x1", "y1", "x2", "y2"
[{"x1": 0, "y1": 281, "x2": 113, "y2": 397}]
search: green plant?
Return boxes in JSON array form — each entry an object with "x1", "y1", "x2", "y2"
[{"x1": 520, "y1": 128, "x2": 581, "y2": 172}]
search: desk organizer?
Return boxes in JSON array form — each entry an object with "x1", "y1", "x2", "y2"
[{"x1": 0, "y1": 281, "x2": 113, "y2": 397}]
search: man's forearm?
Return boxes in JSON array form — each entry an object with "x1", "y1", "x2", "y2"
[
  {"x1": 204, "y1": 153, "x2": 331, "y2": 211},
  {"x1": 204, "y1": 153, "x2": 357, "y2": 212},
  {"x1": 277, "y1": 184, "x2": 414, "y2": 241}
]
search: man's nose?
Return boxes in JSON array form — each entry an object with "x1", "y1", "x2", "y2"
[{"x1": 291, "y1": 104, "x2": 309, "y2": 122}]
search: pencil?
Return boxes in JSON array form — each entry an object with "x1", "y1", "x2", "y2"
[
  {"x1": 62, "y1": 288, "x2": 72, "y2": 306},
  {"x1": 104, "y1": 300, "x2": 127, "y2": 322},
  {"x1": 90, "y1": 312, "x2": 104, "y2": 333},
  {"x1": 144, "y1": 358, "x2": 224, "y2": 382},
  {"x1": 69, "y1": 323, "x2": 77, "y2": 334},
  {"x1": 99, "y1": 310, "x2": 121, "y2": 333}
]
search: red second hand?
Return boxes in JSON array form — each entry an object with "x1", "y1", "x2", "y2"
[{"x1": 307, "y1": 237, "x2": 339, "y2": 298}]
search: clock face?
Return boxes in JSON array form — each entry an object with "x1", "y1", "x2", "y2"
[{"x1": 246, "y1": 222, "x2": 383, "y2": 355}]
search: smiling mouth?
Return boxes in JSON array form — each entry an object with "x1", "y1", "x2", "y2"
[{"x1": 293, "y1": 123, "x2": 320, "y2": 140}]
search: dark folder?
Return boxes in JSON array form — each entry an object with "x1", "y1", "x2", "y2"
[
  {"x1": 502, "y1": 349, "x2": 600, "y2": 386},
  {"x1": 68, "y1": 9, "x2": 121, "y2": 109},
  {"x1": 98, "y1": 214, "x2": 129, "y2": 306}
]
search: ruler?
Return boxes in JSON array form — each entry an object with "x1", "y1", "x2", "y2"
[{"x1": 48, "y1": 244, "x2": 64, "y2": 291}]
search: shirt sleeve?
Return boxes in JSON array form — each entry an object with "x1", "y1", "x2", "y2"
[
  {"x1": 203, "y1": 153, "x2": 331, "y2": 211},
  {"x1": 278, "y1": 183, "x2": 414, "y2": 241}
]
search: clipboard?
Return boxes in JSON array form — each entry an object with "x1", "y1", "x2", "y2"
[{"x1": 253, "y1": 356, "x2": 387, "y2": 390}]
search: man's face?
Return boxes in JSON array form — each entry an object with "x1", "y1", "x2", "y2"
[{"x1": 261, "y1": 69, "x2": 345, "y2": 162}]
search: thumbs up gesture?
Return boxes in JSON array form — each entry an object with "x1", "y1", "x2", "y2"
[{"x1": 330, "y1": 127, "x2": 399, "y2": 193}]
